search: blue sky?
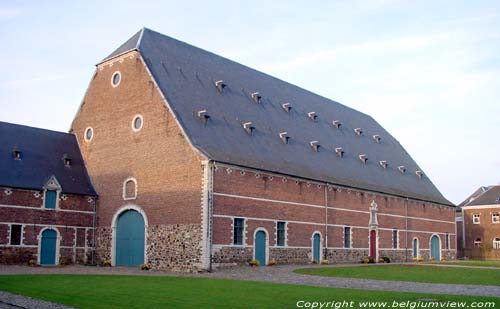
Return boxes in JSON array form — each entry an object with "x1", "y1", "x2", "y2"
[{"x1": 0, "y1": 1, "x2": 499, "y2": 204}]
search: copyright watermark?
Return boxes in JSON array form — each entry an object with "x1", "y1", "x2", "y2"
[{"x1": 296, "y1": 300, "x2": 496, "y2": 308}]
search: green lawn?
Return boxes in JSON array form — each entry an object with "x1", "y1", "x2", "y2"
[
  {"x1": 439, "y1": 260, "x2": 500, "y2": 268},
  {"x1": 295, "y1": 265, "x2": 500, "y2": 286},
  {"x1": 0, "y1": 275, "x2": 498, "y2": 308}
]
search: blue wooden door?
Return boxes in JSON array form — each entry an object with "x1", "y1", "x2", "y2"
[
  {"x1": 116, "y1": 210, "x2": 145, "y2": 266},
  {"x1": 413, "y1": 239, "x2": 418, "y2": 258},
  {"x1": 430, "y1": 235, "x2": 440, "y2": 260},
  {"x1": 40, "y1": 229, "x2": 57, "y2": 265},
  {"x1": 313, "y1": 233, "x2": 321, "y2": 262},
  {"x1": 255, "y1": 231, "x2": 266, "y2": 266}
]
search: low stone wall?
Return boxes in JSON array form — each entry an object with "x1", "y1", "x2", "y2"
[
  {"x1": 0, "y1": 247, "x2": 37, "y2": 264},
  {"x1": 326, "y1": 249, "x2": 369, "y2": 263}
]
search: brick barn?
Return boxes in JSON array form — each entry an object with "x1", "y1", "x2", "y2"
[
  {"x1": 0, "y1": 122, "x2": 97, "y2": 265},
  {"x1": 68, "y1": 27, "x2": 457, "y2": 271},
  {"x1": 457, "y1": 185, "x2": 500, "y2": 260}
]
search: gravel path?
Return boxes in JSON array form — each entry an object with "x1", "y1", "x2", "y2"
[
  {"x1": 0, "y1": 263, "x2": 498, "y2": 307},
  {"x1": 0, "y1": 291, "x2": 74, "y2": 309}
]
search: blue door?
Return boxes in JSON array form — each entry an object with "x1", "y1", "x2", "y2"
[
  {"x1": 430, "y1": 235, "x2": 440, "y2": 261},
  {"x1": 116, "y1": 210, "x2": 145, "y2": 266},
  {"x1": 40, "y1": 229, "x2": 57, "y2": 265},
  {"x1": 313, "y1": 233, "x2": 321, "y2": 262},
  {"x1": 254, "y1": 230, "x2": 266, "y2": 266},
  {"x1": 413, "y1": 238, "x2": 418, "y2": 258}
]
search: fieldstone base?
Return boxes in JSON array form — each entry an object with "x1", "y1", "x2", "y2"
[
  {"x1": 326, "y1": 249, "x2": 369, "y2": 263},
  {"x1": 0, "y1": 247, "x2": 37, "y2": 264},
  {"x1": 95, "y1": 227, "x2": 112, "y2": 265}
]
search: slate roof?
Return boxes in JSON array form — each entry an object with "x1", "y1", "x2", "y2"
[
  {"x1": 461, "y1": 185, "x2": 500, "y2": 207},
  {"x1": 102, "y1": 28, "x2": 452, "y2": 206},
  {"x1": 0, "y1": 121, "x2": 97, "y2": 196}
]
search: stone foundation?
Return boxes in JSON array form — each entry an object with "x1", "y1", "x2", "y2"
[
  {"x1": 325, "y1": 249, "x2": 369, "y2": 263},
  {"x1": 95, "y1": 227, "x2": 112, "y2": 265},
  {"x1": 0, "y1": 247, "x2": 37, "y2": 264}
]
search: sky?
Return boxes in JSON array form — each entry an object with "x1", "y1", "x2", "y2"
[{"x1": 0, "y1": 1, "x2": 499, "y2": 204}]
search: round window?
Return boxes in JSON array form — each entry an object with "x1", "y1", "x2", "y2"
[
  {"x1": 111, "y1": 71, "x2": 121, "y2": 87},
  {"x1": 84, "y1": 127, "x2": 93, "y2": 142},
  {"x1": 132, "y1": 115, "x2": 143, "y2": 132}
]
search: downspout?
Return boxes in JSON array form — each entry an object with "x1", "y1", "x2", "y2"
[
  {"x1": 405, "y1": 197, "x2": 409, "y2": 262},
  {"x1": 324, "y1": 183, "x2": 328, "y2": 260},
  {"x1": 208, "y1": 161, "x2": 214, "y2": 272}
]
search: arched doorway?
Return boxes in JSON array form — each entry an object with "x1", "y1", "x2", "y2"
[
  {"x1": 369, "y1": 230, "x2": 377, "y2": 259},
  {"x1": 430, "y1": 235, "x2": 441, "y2": 261},
  {"x1": 412, "y1": 238, "x2": 419, "y2": 258},
  {"x1": 115, "y1": 209, "x2": 145, "y2": 266},
  {"x1": 312, "y1": 233, "x2": 321, "y2": 262},
  {"x1": 254, "y1": 229, "x2": 267, "y2": 266},
  {"x1": 40, "y1": 229, "x2": 58, "y2": 266}
]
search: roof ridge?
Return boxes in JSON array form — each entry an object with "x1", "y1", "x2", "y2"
[{"x1": 0, "y1": 121, "x2": 72, "y2": 137}]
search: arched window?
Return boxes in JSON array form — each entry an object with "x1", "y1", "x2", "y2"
[
  {"x1": 474, "y1": 238, "x2": 482, "y2": 248},
  {"x1": 123, "y1": 178, "x2": 137, "y2": 200}
]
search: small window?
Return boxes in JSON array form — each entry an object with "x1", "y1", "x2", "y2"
[
  {"x1": 445, "y1": 232, "x2": 450, "y2": 250},
  {"x1": 132, "y1": 115, "x2": 143, "y2": 132},
  {"x1": 344, "y1": 227, "x2": 351, "y2": 248},
  {"x1": 474, "y1": 238, "x2": 482, "y2": 248},
  {"x1": 10, "y1": 224, "x2": 22, "y2": 245},
  {"x1": 233, "y1": 218, "x2": 244, "y2": 245},
  {"x1": 123, "y1": 178, "x2": 137, "y2": 200},
  {"x1": 392, "y1": 230, "x2": 398, "y2": 249},
  {"x1": 111, "y1": 71, "x2": 121, "y2": 87},
  {"x1": 84, "y1": 127, "x2": 93, "y2": 142},
  {"x1": 494, "y1": 238, "x2": 500, "y2": 249},
  {"x1": 276, "y1": 221, "x2": 286, "y2": 247},
  {"x1": 492, "y1": 213, "x2": 500, "y2": 224},
  {"x1": 472, "y1": 214, "x2": 480, "y2": 224},
  {"x1": 44, "y1": 190, "x2": 57, "y2": 209}
]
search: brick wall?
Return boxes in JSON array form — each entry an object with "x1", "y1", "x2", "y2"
[{"x1": 463, "y1": 207, "x2": 500, "y2": 259}]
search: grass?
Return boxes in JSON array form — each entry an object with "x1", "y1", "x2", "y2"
[
  {"x1": 295, "y1": 265, "x2": 500, "y2": 286},
  {"x1": 0, "y1": 275, "x2": 498, "y2": 308},
  {"x1": 439, "y1": 260, "x2": 500, "y2": 268}
]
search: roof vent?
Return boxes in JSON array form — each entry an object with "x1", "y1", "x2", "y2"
[
  {"x1": 279, "y1": 132, "x2": 290, "y2": 144},
  {"x1": 310, "y1": 141, "x2": 320, "y2": 152},
  {"x1": 282, "y1": 102, "x2": 292, "y2": 112},
  {"x1": 415, "y1": 170, "x2": 424, "y2": 179},
  {"x1": 354, "y1": 128, "x2": 363, "y2": 136},
  {"x1": 12, "y1": 149, "x2": 21, "y2": 160},
  {"x1": 373, "y1": 135, "x2": 382, "y2": 143},
  {"x1": 398, "y1": 166, "x2": 406, "y2": 174},
  {"x1": 379, "y1": 160, "x2": 388, "y2": 169},
  {"x1": 251, "y1": 92, "x2": 262, "y2": 103},
  {"x1": 197, "y1": 110, "x2": 210, "y2": 123},
  {"x1": 62, "y1": 154, "x2": 72, "y2": 167},
  {"x1": 308, "y1": 112, "x2": 318, "y2": 121},
  {"x1": 215, "y1": 80, "x2": 226, "y2": 92},
  {"x1": 335, "y1": 147, "x2": 344, "y2": 157},
  {"x1": 332, "y1": 120, "x2": 342, "y2": 128},
  {"x1": 359, "y1": 154, "x2": 368, "y2": 164},
  {"x1": 243, "y1": 122, "x2": 255, "y2": 135}
]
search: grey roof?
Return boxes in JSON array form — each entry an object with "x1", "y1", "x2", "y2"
[
  {"x1": 0, "y1": 121, "x2": 97, "y2": 196},
  {"x1": 102, "y1": 28, "x2": 452, "y2": 206},
  {"x1": 461, "y1": 185, "x2": 500, "y2": 207},
  {"x1": 458, "y1": 186, "x2": 492, "y2": 209}
]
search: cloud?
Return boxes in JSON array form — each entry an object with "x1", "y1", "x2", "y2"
[{"x1": 0, "y1": 8, "x2": 20, "y2": 18}]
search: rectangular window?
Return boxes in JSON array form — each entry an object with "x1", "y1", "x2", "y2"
[
  {"x1": 472, "y1": 214, "x2": 480, "y2": 224},
  {"x1": 445, "y1": 232, "x2": 450, "y2": 249},
  {"x1": 492, "y1": 213, "x2": 500, "y2": 224},
  {"x1": 344, "y1": 227, "x2": 351, "y2": 248},
  {"x1": 276, "y1": 221, "x2": 286, "y2": 247},
  {"x1": 10, "y1": 225, "x2": 22, "y2": 245},
  {"x1": 392, "y1": 230, "x2": 398, "y2": 249},
  {"x1": 494, "y1": 238, "x2": 500, "y2": 249},
  {"x1": 44, "y1": 190, "x2": 57, "y2": 209},
  {"x1": 233, "y1": 218, "x2": 244, "y2": 245}
]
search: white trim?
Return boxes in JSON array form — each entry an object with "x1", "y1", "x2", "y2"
[
  {"x1": 492, "y1": 213, "x2": 500, "y2": 224},
  {"x1": 311, "y1": 231, "x2": 322, "y2": 261},
  {"x1": 131, "y1": 114, "x2": 144, "y2": 132},
  {"x1": 8, "y1": 223, "x2": 23, "y2": 246},
  {"x1": 84, "y1": 127, "x2": 93, "y2": 142},
  {"x1": 493, "y1": 237, "x2": 500, "y2": 249},
  {"x1": 122, "y1": 177, "x2": 138, "y2": 200},
  {"x1": 392, "y1": 229, "x2": 399, "y2": 249},
  {"x1": 111, "y1": 71, "x2": 121, "y2": 87},
  {"x1": 0, "y1": 204, "x2": 94, "y2": 214},
  {"x1": 37, "y1": 227, "x2": 61, "y2": 266},
  {"x1": 42, "y1": 188, "x2": 60, "y2": 210},
  {"x1": 111, "y1": 204, "x2": 148, "y2": 266},
  {"x1": 429, "y1": 233, "x2": 442, "y2": 260},
  {"x1": 462, "y1": 205, "x2": 500, "y2": 210},
  {"x1": 412, "y1": 237, "x2": 420, "y2": 258},
  {"x1": 472, "y1": 214, "x2": 481, "y2": 224},
  {"x1": 253, "y1": 228, "x2": 269, "y2": 265},
  {"x1": 275, "y1": 221, "x2": 288, "y2": 247}
]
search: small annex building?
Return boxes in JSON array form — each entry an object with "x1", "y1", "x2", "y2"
[
  {"x1": 0, "y1": 121, "x2": 97, "y2": 265},
  {"x1": 69, "y1": 28, "x2": 456, "y2": 271}
]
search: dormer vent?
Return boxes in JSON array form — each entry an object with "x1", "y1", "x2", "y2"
[
  {"x1": 308, "y1": 112, "x2": 317, "y2": 121},
  {"x1": 279, "y1": 131, "x2": 290, "y2": 144},
  {"x1": 398, "y1": 166, "x2": 406, "y2": 174},
  {"x1": 379, "y1": 160, "x2": 388, "y2": 169},
  {"x1": 215, "y1": 80, "x2": 226, "y2": 92},
  {"x1": 354, "y1": 128, "x2": 363, "y2": 136},
  {"x1": 332, "y1": 120, "x2": 342, "y2": 128},
  {"x1": 251, "y1": 92, "x2": 261, "y2": 103},
  {"x1": 310, "y1": 141, "x2": 320, "y2": 152},
  {"x1": 243, "y1": 122, "x2": 255, "y2": 135},
  {"x1": 12, "y1": 149, "x2": 21, "y2": 160},
  {"x1": 335, "y1": 147, "x2": 344, "y2": 158},
  {"x1": 62, "y1": 154, "x2": 72, "y2": 167},
  {"x1": 373, "y1": 135, "x2": 382, "y2": 143},
  {"x1": 197, "y1": 110, "x2": 210, "y2": 123},
  {"x1": 415, "y1": 170, "x2": 424, "y2": 179},
  {"x1": 282, "y1": 102, "x2": 292, "y2": 112},
  {"x1": 359, "y1": 154, "x2": 368, "y2": 164}
]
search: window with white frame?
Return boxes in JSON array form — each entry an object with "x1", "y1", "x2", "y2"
[
  {"x1": 445, "y1": 232, "x2": 450, "y2": 250},
  {"x1": 276, "y1": 221, "x2": 286, "y2": 247},
  {"x1": 123, "y1": 178, "x2": 137, "y2": 200},
  {"x1": 10, "y1": 224, "x2": 22, "y2": 245},
  {"x1": 233, "y1": 218, "x2": 244, "y2": 245},
  {"x1": 492, "y1": 213, "x2": 500, "y2": 224},
  {"x1": 474, "y1": 238, "x2": 482, "y2": 248},
  {"x1": 344, "y1": 227, "x2": 351, "y2": 248},
  {"x1": 392, "y1": 230, "x2": 398, "y2": 249},
  {"x1": 493, "y1": 238, "x2": 500, "y2": 249},
  {"x1": 472, "y1": 214, "x2": 480, "y2": 224}
]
